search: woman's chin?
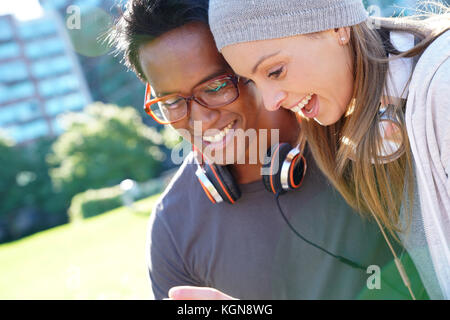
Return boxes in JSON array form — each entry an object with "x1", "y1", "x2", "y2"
[
  {"x1": 313, "y1": 117, "x2": 326, "y2": 126},
  {"x1": 313, "y1": 115, "x2": 334, "y2": 126},
  {"x1": 313, "y1": 111, "x2": 343, "y2": 127}
]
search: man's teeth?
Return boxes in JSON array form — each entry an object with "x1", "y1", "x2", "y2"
[
  {"x1": 291, "y1": 93, "x2": 313, "y2": 113},
  {"x1": 203, "y1": 121, "x2": 235, "y2": 143}
]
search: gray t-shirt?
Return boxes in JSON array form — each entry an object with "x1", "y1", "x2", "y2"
[{"x1": 146, "y1": 149, "x2": 425, "y2": 299}]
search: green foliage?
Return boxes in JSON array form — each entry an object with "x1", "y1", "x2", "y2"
[
  {"x1": 0, "y1": 135, "x2": 63, "y2": 217},
  {"x1": 0, "y1": 134, "x2": 26, "y2": 218},
  {"x1": 48, "y1": 102, "x2": 165, "y2": 205},
  {"x1": 22, "y1": 137, "x2": 67, "y2": 217},
  {"x1": 161, "y1": 126, "x2": 183, "y2": 149},
  {"x1": 0, "y1": 134, "x2": 68, "y2": 242},
  {"x1": 0, "y1": 103, "x2": 167, "y2": 242},
  {"x1": 69, "y1": 186, "x2": 123, "y2": 222}
]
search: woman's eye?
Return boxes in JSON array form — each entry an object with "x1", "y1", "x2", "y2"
[{"x1": 267, "y1": 67, "x2": 284, "y2": 79}]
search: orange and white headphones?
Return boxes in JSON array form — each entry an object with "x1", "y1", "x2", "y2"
[{"x1": 193, "y1": 143, "x2": 307, "y2": 204}]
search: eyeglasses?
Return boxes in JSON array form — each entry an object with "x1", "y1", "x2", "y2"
[{"x1": 144, "y1": 74, "x2": 240, "y2": 125}]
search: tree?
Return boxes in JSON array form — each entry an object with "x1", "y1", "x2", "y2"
[
  {"x1": 0, "y1": 134, "x2": 26, "y2": 218},
  {"x1": 48, "y1": 103, "x2": 165, "y2": 204},
  {"x1": 22, "y1": 137, "x2": 68, "y2": 224},
  {"x1": 0, "y1": 134, "x2": 70, "y2": 242}
]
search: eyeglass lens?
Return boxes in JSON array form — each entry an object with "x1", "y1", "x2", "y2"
[{"x1": 149, "y1": 77, "x2": 238, "y2": 123}]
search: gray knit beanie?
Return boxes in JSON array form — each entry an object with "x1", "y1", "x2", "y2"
[{"x1": 209, "y1": 0, "x2": 369, "y2": 51}]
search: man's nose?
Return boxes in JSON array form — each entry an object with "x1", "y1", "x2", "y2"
[
  {"x1": 262, "y1": 89, "x2": 287, "y2": 112},
  {"x1": 188, "y1": 99, "x2": 220, "y2": 130}
]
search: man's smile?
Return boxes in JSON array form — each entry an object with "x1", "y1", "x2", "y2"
[{"x1": 202, "y1": 120, "x2": 237, "y2": 143}]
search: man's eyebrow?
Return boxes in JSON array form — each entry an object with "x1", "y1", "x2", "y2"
[
  {"x1": 156, "y1": 69, "x2": 229, "y2": 97},
  {"x1": 194, "y1": 69, "x2": 229, "y2": 87},
  {"x1": 251, "y1": 51, "x2": 281, "y2": 74}
]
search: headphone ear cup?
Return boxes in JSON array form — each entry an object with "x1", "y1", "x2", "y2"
[
  {"x1": 262, "y1": 143, "x2": 293, "y2": 194},
  {"x1": 204, "y1": 163, "x2": 241, "y2": 204},
  {"x1": 287, "y1": 153, "x2": 307, "y2": 190}
]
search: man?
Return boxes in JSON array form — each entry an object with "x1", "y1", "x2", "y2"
[{"x1": 110, "y1": 0, "x2": 426, "y2": 299}]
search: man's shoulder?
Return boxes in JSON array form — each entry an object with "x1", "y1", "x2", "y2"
[
  {"x1": 154, "y1": 151, "x2": 196, "y2": 206},
  {"x1": 162, "y1": 151, "x2": 197, "y2": 196},
  {"x1": 151, "y1": 151, "x2": 206, "y2": 224}
]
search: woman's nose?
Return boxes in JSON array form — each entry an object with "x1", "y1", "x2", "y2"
[{"x1": 262, "y1": 90, "x2": 287, "y2": 111}]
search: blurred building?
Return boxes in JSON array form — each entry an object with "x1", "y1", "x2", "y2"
[
  {"x1": 39, "y1": 0, "x2": 149, "y2": 125},
  {"x1": 365, "y1": 0, "x2": 418, "y2": 16},
  {"x1": 0, "y1": 11, "x2": 92, "y2": 144}
]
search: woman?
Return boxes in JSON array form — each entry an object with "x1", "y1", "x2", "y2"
[
  {"x1": 204, "y1": 0, "x2": 450, "y2": 299},
  {"x1": 169, "y1": 0, "x2": 449, "y2": 300}
]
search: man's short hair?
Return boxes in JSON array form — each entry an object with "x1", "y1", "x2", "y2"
[{"x1": 109, "y1": 0, "x2": 209, "y2": 82}]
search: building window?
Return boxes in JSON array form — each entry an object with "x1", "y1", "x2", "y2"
[
  {"x1": 38, "y1": 74, "x2": 80, "y2": 97},
  {"x1": 7, "y1": 119, "x2": 49, "y2": 142},
  {"x1": 25, "y1": 37, "x2": 65, "y2": 59},
  {"x1": 0, "y1": 100, "x2": 41, "y2": 125},
  {"x1": 0, "y1": 81, "x2": 35, "y2": 104},
  {"x1": 0, "y1": 19, "x2": 13, "y2": 42},
  {"x1": 18, "y1": 18, "x2": 57, "y2": 40},
  {"x1": 45, "y1": 92, "x2": 87, "y2": 116},
  {"x1": 0, "y1": 61, "x2": 28, "y2": 82},
  {"x1": 0, "y1": 42, "x2": 20, "y2": 60},
  {"x1": 31, "y1": 56, "x2": 72, "y2": 79}
]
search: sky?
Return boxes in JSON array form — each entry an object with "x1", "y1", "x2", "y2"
[{"x1": 0, "y1": 0, "x2": 43, "y2": 21}]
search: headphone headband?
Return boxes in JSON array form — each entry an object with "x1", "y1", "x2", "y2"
[{"x1": 280, "y1": 145, "x2": 300, "y2": 190}]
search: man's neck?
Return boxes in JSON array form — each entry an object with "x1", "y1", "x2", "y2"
[
  {"x1": 230, "y1": 111, "x2": 300, "y2": 185},
  {"x1": 230, "y1": 162, "x2": 264, "y2": 185}
]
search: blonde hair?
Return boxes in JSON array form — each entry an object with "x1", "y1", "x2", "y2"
[{"x1": 298, "y1": 3, "x2": 450, "y2": 240}]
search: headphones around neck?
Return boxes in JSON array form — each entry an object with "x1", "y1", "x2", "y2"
[
  {"x1": 193, "y1": 142, "x2": 307, "y2": 204},
  {"x1": 193, "y1": 142, "x2": 371, "y2": 272}
]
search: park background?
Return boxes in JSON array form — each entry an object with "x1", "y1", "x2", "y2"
[{"x1": 0, "y1": 0, "x2": 441, "y2": 299}]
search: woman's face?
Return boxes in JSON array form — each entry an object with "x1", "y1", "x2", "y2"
[{"x1": 221, "y1": 28, "x2": 355, "y2": 126}]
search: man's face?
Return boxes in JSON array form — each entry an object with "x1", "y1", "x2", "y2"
[{"x1": 138, "y1": 22, "x2": 267, "y2": 165}]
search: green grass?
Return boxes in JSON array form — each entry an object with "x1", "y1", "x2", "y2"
[{"x1": 0, "y1": 194, "x2": 161, "y2": 300}]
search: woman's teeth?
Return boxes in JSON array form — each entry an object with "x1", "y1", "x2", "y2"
[
  {"x1": 291, "y1": 93, "x2": 313, "y2": 113},
  {"x1": 203, "y1": 121, "x2": 235, "y2": 143}
]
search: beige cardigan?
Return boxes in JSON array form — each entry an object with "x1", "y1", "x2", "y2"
[{"x1": 404, "y1": 29, "x2": 450, "y2": 299}]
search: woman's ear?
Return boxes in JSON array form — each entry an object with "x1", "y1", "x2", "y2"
[{"x1": 334, "y1": 27, "x2": 351, "y2": 45}]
